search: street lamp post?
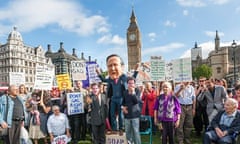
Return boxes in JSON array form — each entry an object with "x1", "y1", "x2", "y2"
[{"x1": 232, "y1": 40, "x2": 237, "y2": 85}]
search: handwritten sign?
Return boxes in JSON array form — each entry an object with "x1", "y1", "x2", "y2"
[
  {"x1": 9, "y1": 72, "x2": 25, "y2": 86},
  {"x1": 67, "y1": 93, "x2": 84, "y2": 115},
  {"x1": 150, "y1": 57, "x2": 165, "y2": 81},
  {"x1": 172, "y1": 58, "x2": 192, "y2": 82},
  {"x1": 87, "y1": 62, "x2": 101, "y2": 84},
  {"x1": 106, "y1": 133, "x2": 127, "y2": 144},
  {"x1": 34, "y1": 64, "x2": 55, "y2": 90},
  {"x1": 165, "y1": 62, "x2": 173, "y2": 81},
  {"x1": 71, "y1": 61, "x2": 87, "y2": 80}
]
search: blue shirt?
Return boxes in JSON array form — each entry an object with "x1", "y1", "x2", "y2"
[
  {"x1": 220, "y1": 111, "x2": 237, "y2": 127},
  {"x1": 174, "y1": 84, "x2": 195, "y2": 105}
]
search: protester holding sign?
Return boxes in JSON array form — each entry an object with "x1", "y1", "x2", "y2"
[
  {"x1": 69, "y1": 80, "x2": 88, "y2": 143},
  {"x1": 47, "y1": 105, "x2": 70, "y2": 143}
]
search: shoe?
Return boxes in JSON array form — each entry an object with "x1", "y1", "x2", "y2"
[{"x1": 119, "y1": 130, "x2": 123, "y2": 136}]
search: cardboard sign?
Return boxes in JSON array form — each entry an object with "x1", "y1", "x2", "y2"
[
  {"x1": 150, "y1": 57, "x2": 165, "y2": 81},
  {"x1": 172, "y1": 58, "x2": 192, "y2": 82},
  {"x1": 34, "y1": 64, "x2": 54, "y2": 90},
  {"x1": 9, "y1": 72, "x2": 25, "y2": 86},
  {"x1": 106, "y1": 133, "x2": 127, "y2": 144},
  {"x1": 87, "y1": 62, "x2": 101, "y2": 84},
  {"x1": 71, "y1": 61, "x2": 87, "y2": 80},
  {"x1": 52, "y1": 135, "x2": 71, "y2": 144},
  {"x1": 67, "y1": 92, "x2": 84, "y2": 115}
]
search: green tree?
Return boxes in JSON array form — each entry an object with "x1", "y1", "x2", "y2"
[{"x1": 193, "y1": 64, "x2": 212, "y2": 80}]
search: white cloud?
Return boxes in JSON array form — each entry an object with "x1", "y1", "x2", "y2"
[
  {"x1": 97, "y1": 34, "x2": 125, "y2": 45},
  {"x1": 164, "y1": 20, "x2": 176, "y2": 27},
  {"x1": 143, "y1": 42, "x2": 185, "y2": 57},
  {"x1": 148, "y1": 32, "x2": 156, "y2": 41},
  {"x1": 209, "y1": 0, "x2": 230, "y2": 5},
  {"x1": 183, "y1": 10, "x2": 189, "y2": 16},
  {"x1": 176, "y1": 0, "x2": 206, "y2": 7},
  {"x1": 205, "y1": 31, "x2": 224, "y2": 38},
  {"x1": 0, "y1": 0, "x2": 110, "y2": 36}
]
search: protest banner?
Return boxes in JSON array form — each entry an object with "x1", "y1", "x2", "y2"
[
  {"x1": 150, "y1": 56, "x2": 165, "y2": 81},
  {"x1": 9, "y1": 72, "x2": 25, "y2": 86},
  {"x1": 56, "y1": 74, "x2": 72, "y2": 90},
  {"x1": 71, "y1": 60, "x2": 87, "y2": 81},
  {"x1": 67, "y1": 92, "x2": 84, "y2": 115},
  {"x1": 172, "y1": 58, "x2": 192, "y2": 82},
  {"x1": 34, "y1": 64, "x2": 55, "y2": 90}
]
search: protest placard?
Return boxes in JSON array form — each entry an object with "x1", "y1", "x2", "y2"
[
  {"x1": 9, "y1": 72, "x2": 25, "y2": 86},
  {"x1": 56, "y1": 74, "x2": 72, "y2": 90},
  {"x1": 67, "y1": 92, "x2": 84, "y2": 115},
  {"x1": 172, "y1": 58, "x2": 192, "y2": 82},
  {"x1": 34, "y1": 64, "x2": 55, "y2": 90},
  {"x1": 71, "y1": 61, "x2": 87, "y2": 80},
  {"x1": 150, "y1": 56, "x2": 165, "y2": 81}
]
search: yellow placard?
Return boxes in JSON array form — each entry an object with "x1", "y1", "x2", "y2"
[{"x1": 56, "y1": 74, "x2": 72, "y2": 90}]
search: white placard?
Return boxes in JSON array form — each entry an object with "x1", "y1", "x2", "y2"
[
  {"x1": 87, "y1": 63, "x2": 101, "y2": 84},
  {"x1": 67, "y1": 92, "x2": 84, "y2": 115},
  {"x1": 34, "y1": 64, "x2": 54, "y2": 90},
  {"x1": 165, "y1": 62, "x2": 173, "y2": 81},
  {"x1": 172, "y1": 58, "x2": 192, "y2": 82},
  {"x1": 150, "y1": 57, "x2": 165, "y2": 81},
  {"x1": 9, "y1": 72, "x2": 25, "y2": 86},
  {"x1": 52, "y1": 135, "x2": 71, "y2": 144},
  {"x1": 71, "y1": 61, "x2": 87, "y2": 80}
]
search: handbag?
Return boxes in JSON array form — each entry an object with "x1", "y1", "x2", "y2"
[{"x1": 0, "y1": 96, "x2": 8, "y2": 136}]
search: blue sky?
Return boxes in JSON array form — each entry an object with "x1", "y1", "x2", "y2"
[{"x1": 0, "y1": 0, "x2": 240, "y2": 70}]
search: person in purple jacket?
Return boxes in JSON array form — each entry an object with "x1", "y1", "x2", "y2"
[{"x1": 154, "y1": 81, "x2": 181, "y2": 144}]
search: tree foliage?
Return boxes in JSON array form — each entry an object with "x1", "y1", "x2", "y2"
[{"x1": 193, "y1": 64, "x2": 212, "y2": 79}]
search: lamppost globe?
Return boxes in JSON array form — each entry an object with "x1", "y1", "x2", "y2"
[{"x1": 232, "y1": 40, "x2": 237, "y2": 86}]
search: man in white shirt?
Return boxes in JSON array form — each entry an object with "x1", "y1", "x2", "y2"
[{"x1": 47, "y1": 105, "x2": 70, "y2": 142}]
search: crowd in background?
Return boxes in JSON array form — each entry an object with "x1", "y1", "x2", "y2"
[{"x1": 1, "y1": 54, "x2": 240, "y2": 144}]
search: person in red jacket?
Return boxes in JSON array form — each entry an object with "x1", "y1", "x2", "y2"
[{"x1": 141, "y1": 82, "x2": 157, "y2": 134}]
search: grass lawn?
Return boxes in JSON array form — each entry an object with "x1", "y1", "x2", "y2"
[{"x1": 0, "y1": 130, "x2": 203, "y2": 144}]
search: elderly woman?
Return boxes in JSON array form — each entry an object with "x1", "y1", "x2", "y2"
[
  {"x1": 47, "y1": 105, "x2": 70, "y2": 142},
  {"x1": 154, "y1": 81, "x2": 181, "y2": 144}
]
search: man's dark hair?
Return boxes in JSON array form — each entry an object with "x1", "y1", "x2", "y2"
[
  {"x1": 106, "y1": 54, "x2": 124, "y2": 65},
  {"x1": 235, "y1": 84, "x2": 240, "y2": 90},
  {"x1": 127, "y1": 76, "x2": 136, "y2": 83},
  {"x1": 91, "y1": 82, "x2": 100, "y2": 88}
]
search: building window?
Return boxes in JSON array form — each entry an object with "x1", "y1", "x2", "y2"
[{"x1": 217, "y1": 67, "x2": 221, "y2": 74}]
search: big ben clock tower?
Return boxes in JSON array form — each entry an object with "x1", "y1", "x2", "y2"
[{"x1": 127, "y1": 8, "x2": 141, "y2": 71}]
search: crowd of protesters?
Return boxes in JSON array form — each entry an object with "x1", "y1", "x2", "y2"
[{"x1": 1, "y1": 54, "x2": 240, "y2": 144}]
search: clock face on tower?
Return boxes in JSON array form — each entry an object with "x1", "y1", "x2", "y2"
[{"x1": 129, "y1": 33, "x2": 136, "y2": 41}]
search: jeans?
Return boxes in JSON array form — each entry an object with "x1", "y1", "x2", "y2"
[
  {"x1": 125, "y1": 118, "x2": 141, "y2": 144},
  {"x1": 110, "y1": 100, "x2": 123, "y2": 130},
  {"x1": 203, "y1": 130, "x2": 232, "y2": 144}
]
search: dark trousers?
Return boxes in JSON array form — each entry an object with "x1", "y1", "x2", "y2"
[
  {"x1": 162, "y1": 121, "x2": 175, "y2": 144},
  {"x1": 8, "y1": 121, "x2": 22, "y2": 144},
  {"x1": 69, "y1": 115, "x2": 81, "y2": 142},
  {"x1": 92, "y1": 124, "x2": 106, "y2": 144},
  {"x1": 193, "y1": 102, "x2": 209, "y2": 133},
  {"x1": 79, "y1": 113, "x2": 87, "y2": 140}
]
